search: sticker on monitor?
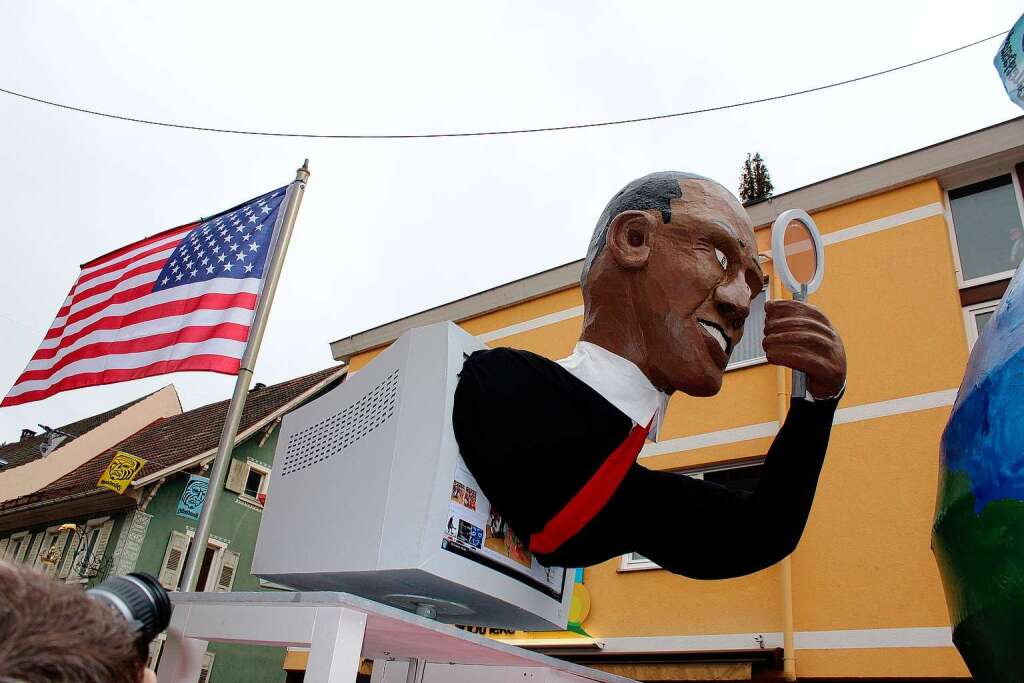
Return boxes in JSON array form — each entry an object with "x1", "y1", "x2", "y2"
[{"x1": 443, "y1": 461, "x2": 565, "y2": 600}]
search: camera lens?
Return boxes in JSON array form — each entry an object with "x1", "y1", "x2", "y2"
[{"x1": 86, "y1": 572, "x2": 172, "y2": 645}]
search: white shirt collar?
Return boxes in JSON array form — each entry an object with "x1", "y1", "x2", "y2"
[{"x1": 556, "y1": 341, "x2": 671, "y2": 441}]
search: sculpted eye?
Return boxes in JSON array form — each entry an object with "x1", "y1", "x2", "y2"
[{"x1": 714, "y1": 248, "x2": 729, "y2": 271}]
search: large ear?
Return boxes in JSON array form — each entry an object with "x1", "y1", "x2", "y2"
[{"x1": 606, "y1": 210, "x2": 656, "y2": 270}]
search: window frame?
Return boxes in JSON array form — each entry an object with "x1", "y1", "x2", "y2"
[
  {"x1": 146, "y1": 633, "x2": 166, "y2": 671},
  {"x1": 198, "y1": 537, "x2": 228, "y2": 593},
  {"x1": 5, "y1": 531, "x2": 29, "y2": 563},
  {"x1": 176, "y1": 532, "x2": 228, "y2": 592},
  {"x1": 238, "y1": 461, "x2": 271, "y2": 506},
  {"x1": 37, "y1": 528, "x2": 63, "y2": 570},
  {"x1": 724, "y1": 276, "x2": 770, "y2": 372},
  {"x1": 963, "y1": 299, "x2": 1001, "y2": 349},
  {"x1": 65, "y1": 516, "x2": 111, "y2": 585},
  {"x1": 944, "y1": 166, "x2": 1024, "y2": 289},
  {"x1": 618, "y1": 458, "x2": 766, "y2": 572}
]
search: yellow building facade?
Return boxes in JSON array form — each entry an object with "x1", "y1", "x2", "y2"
[{"x1": 331, "y1": 118, "x2": 1024, "y2": 681}]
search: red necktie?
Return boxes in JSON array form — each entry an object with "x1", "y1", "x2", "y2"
[{"x1": 529, "y1": 415, "x2": 654, "y2": 555}]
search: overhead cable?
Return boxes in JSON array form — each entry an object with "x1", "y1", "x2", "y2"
[{"x1": 0, "y1": 30, "x2": 1007, "y2": 139}]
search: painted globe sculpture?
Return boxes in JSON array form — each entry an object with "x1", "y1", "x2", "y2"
[{"x1": 933, "y1": 266, "x2": 1024, "y2": 681}]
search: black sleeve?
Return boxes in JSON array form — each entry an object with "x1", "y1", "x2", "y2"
[
  {"x1": 540, "y1": 396, "x2": 839, "y2": 579},
  {"x1": 453, "y1": 348, "x2": 634, "y2": 541}
]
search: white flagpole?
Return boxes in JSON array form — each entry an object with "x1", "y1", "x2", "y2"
[{"x1": 180, "y1": 160, "x2": 310, "y2": 592}]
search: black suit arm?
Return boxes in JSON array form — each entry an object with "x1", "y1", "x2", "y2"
[{"x1": 608, "y1": 396, "x2": 839, "y2": 580}]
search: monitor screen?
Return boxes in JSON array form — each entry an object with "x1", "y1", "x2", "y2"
[{"x1": 442, "y1": 460, "x2": 566, "y2": 600}]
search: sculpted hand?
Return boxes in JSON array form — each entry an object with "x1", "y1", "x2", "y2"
[{"x1": 763, "y1": 300, "x2": 847, "y2": 399}]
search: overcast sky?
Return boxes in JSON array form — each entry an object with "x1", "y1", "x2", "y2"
[{"x1": 1, "y1": 1, "x2": 1021, "y2": 442}]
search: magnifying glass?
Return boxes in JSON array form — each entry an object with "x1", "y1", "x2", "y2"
[{"x1": 771, "y1": 209, "x2": 825, "y2": 398}]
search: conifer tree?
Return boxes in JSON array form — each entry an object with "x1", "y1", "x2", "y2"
[{"x1": 739, "y1": 152, "x2": 774, "y2": 204}]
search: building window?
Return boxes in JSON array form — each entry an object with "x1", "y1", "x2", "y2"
[
  {"x1": 4, "y1": 532, "x2": 28, "y2": 563},
  {"x1": 146, "y1": 634, "x2": 166, "y2": 671},
  {"x1": 162, "y1": 531, "x2": 240, "y2": 593},
  {"x1": 727, "y1": 279, "x2": 769, "y2": 370},
  {"x1": 198, "y1": 652, "x2": 215, "y2": 683},
  {"x1": 240, "y1": 462, "x2": 270, "y2": 506},
  {"x1": 964, "y1": 300, "x2": 1000, "y2": 349},
  {"x1": 948, "y1": 174, "x2": 1024, "y2": 286},
  {"x1": 38, "y1": 530, "x2": 62, "y2": 569},
  {"x1": 619, "y1": 460, "x2": 765, "y2": 571},
  {"x1": 192, "y1": 542, "x2": 225, "y2": 592}
]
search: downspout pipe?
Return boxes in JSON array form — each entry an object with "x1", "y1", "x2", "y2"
[{"x1": 771, "y1": 264, "x2": 798, "y2": 681}]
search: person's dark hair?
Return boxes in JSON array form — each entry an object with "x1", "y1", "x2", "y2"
[
  {"x1": 580, "y1": 171, "x2": 715, "y2": 285},
  {"x1": 0, "y1": 562, "x2": 147, "y2": 683}
]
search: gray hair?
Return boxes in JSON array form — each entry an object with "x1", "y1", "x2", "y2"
[{"x1": 580, "y1": 171, "x2": 714, "y2": 286}]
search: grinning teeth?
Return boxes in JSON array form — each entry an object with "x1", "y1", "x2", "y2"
[{"x1": 699, "y1": 321, "x2": 728, "y2": 353}]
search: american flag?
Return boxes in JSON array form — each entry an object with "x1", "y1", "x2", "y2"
[{"x1": 2, "y1": 186, "x2": 288, "y2": 407}]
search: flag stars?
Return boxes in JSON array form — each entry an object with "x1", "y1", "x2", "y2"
[
  {"x1": 235, "y1": 252, "x2": 246, "y2": 261},
  {"x1": 244, "y1": 263, "x2": 254, "y2": 273},
  {"x1": 175, "y1": 273, "x2": 184, "y2": 281},
  {"x1": 206, "y1": 265, "x2": 214, "y2": 274},
  {"x1": 229, "y1": 244, "x2": 238, "y2": 252},
  {"x1": 223, "y1": 262, "x2": 233, "y2": 272},
  {"x1": 261, "y1": 205, "x2": 271, "y2": 215},
  {"x1": 190, "y1": 269, "x2": 198, "y2": 277},
  {"x1": 249, "y1": 216, "x2": 258, "y2": 223},
  {"x1": 242, "y1": 234, "x2": 250, "y2": 241},
  {"x1": 248, "y1": 243, "x2": 259, "y2": 252},
  {"x1": 217, "y1": 253, "x2": 226, "y2": 263},
  {"x1": 161, "y1": 277, "x2": 170, "y2": 285}
]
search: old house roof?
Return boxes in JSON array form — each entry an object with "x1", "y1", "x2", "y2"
[
  {"x1": 0, "y1": 366, "x2": 345, "y2": 514},
  {"x1": 0, "y1": 394, "x2": 153, "y2": 470}
]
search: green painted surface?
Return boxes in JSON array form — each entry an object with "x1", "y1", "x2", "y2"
[
  {"x1": 2, "y1": 417, "x2": 319, "y2": 682},
  {"x1": 933, "y1": 470, "x2": 1024, "y2": 682},
  {"x1": 135, "y1": 430, "x2": 287, "y2": 683}
]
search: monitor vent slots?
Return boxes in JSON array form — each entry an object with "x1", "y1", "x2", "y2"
[{"x1": 281, "y1": 370, "x2": 400, "y2": 476}]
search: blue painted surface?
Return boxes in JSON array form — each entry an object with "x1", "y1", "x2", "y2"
[{"x1": 942, "y1": 268, "x2": 1024, "y2": 511}]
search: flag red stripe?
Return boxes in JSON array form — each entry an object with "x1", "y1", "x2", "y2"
[
  {"x1": 80, "y1": 223, "x2": 195, "y2": 270},
  {"x1": 73, "y1": 239, "x2": 180, "y2": 293},
  {"x1": 4, "y1": 186, "x2": 285, "y2": 408},
  {"x1": 15, "y1": 323, "x2": 251, "y2": 384},
  {"x1": 32, "y1": 292, "x2": 258, "y2": 361},
  {"x1": 0, "y1": 355, "x2": 240, "y2": 407},
  {"x1": 45, "y1": 282, "x2": 157, "y2": 340},
  {"x1": 62, "y1": 260, "x2": 166, "y2": 315}
]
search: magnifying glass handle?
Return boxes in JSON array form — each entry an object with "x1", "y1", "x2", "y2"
[{"x1": 791, "y1": 285, "x2": 809, "y2": 399}]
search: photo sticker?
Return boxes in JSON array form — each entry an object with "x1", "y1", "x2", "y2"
[{"x1": 457, "y1": 519, "x2": 484, "y2": 549}]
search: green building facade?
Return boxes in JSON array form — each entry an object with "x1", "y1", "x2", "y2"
[
  {"x1": 0, "y1": 366, "x2": 346, "y2": 683},
  {"x1": 136, "y1": 433, "x2": 288, "y2": 683}
]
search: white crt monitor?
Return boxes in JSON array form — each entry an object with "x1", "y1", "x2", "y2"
[{"x1": 253, "y1": 322, "x2": 572, "y2": 630}]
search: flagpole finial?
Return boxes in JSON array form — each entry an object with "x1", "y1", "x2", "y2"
[{"x1": 296, "y1": 159, "x2": 310, "y2": 183}]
